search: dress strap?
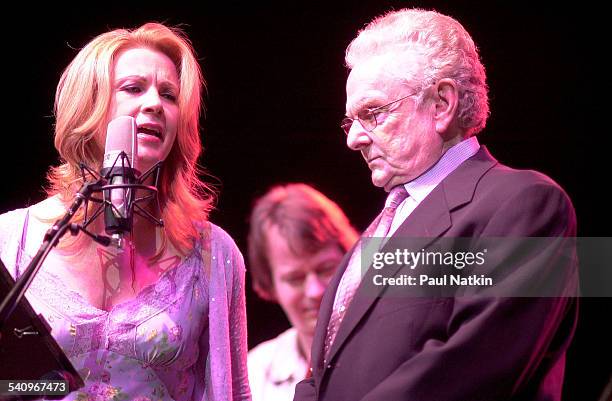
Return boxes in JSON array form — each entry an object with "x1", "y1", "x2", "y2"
[{"x1": 14, "y1": 209, "x2": 30, "y2": 279}]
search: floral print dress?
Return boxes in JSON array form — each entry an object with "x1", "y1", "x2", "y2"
[{"x1": 0, "y1": 208, "x2": 251, "y2": 401}]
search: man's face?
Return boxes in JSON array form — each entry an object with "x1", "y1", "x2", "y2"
[
  {"x1": 345, "y1": 56, "x2": 445, "y2": 191},
  {"x1": 266, "y1": 224, "x2": 344, "y2": 337}
]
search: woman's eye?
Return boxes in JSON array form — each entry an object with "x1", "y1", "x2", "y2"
[
  {"x1": 162, "y1": 92, "x2": 177, "y2": 102},
  {"x1": 122, "y1": 86, "x2": 141, "y2": 94}
]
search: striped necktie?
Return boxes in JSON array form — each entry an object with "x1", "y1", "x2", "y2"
[{"x1": 324, "y1": 186, "x2": 409, "y2": 358}]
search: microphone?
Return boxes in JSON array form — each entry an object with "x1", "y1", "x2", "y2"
[{"x1": 100, "y1": 116, "x2": 140, "y2": 248}]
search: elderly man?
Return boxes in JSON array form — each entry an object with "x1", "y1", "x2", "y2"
[{"x1": 294, "y1": 8, "x2": 577, "y2": 401}]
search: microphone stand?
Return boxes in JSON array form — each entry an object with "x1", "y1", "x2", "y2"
[
  {"x1": 0, "y1": 152, "x2": 163, "y2": 399},
  {"x1": 0, "y1": 179, "x2": 105, "y2": 329},
  {"x1": 0, "y1": 179, "x2": 106, "y2": 398},
  {"x1": 0, "y1": 152, "x2": 163, "y2": 328}
]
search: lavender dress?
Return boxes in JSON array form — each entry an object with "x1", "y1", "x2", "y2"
[{"x1": 0, "y1": 208, "x2": 251, "y2": 401}]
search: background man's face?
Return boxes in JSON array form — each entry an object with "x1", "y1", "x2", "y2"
[{"x1": 266, "y1": 224, "x2": 344, "y2": 337}]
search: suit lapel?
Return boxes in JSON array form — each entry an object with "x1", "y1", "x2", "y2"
[
  {"x1": 323, "y1": 186, "x2": 451, "y2": 365},
  {"x1": 310, "y1": 242, "x2": 355, "y2": 378},
  {"x1": 322, "y1": 146, "x2": 498, "y2": 370}
]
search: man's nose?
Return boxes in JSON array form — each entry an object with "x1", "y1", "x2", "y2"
[
  {"x1": 304, "y1": 273, "x2": 327, "y2": 300},
  {"x1": 346, "y1": 120, "x2": 372, "y2": 150}
]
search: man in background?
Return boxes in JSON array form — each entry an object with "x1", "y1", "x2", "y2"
[{"x1": 247, "y1": 183, "x2": 358, "y2": 401}]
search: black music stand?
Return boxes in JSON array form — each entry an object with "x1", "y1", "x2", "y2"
[{"x1": 0, "y1": 259, "x2": 83, "y2": 400}]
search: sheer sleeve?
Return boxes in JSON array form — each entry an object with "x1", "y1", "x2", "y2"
[
  {"x1": 202, "y1": 223, "x2": 251, "y2": 401},
  {"x1": 228, "y1": 235, "x2": 251, "y2": 400},
  {"x1": 0, "y1": 208, "x2": 29, "y2": 279}
]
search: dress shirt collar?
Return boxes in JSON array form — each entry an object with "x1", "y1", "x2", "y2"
[{"x1": 404, "y1": 136, "x2": 480, "y2": 201}]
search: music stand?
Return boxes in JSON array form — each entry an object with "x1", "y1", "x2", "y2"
[{"x1": 0, "y1": 259, "x2": 83, "y2": 400}]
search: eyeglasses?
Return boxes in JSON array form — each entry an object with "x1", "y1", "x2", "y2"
[{"x1": 341, "y1": 92, "x2": 418, "y2": 135}]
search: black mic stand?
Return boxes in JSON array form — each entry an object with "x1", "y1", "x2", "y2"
[
  {"x1": 0, "y1": 179, "x2": 104, "y2": 330},
  {"x1": 0, "y1": 152, "x2": 162, "y2": 398},
  {"x1": 0, "y1": 150, "x2": 164, "y2": 327},
  {"x1": 0, "y1": 180, "x2": 101, "y2": 398}
]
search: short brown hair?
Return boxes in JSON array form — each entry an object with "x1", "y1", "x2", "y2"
[{"x1": 248, "y1": 183, "x2": 358, "y2": 301}]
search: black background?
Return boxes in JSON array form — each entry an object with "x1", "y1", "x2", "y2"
[{"x1": 2, "y1": 1, "x2": 609, "y2": 400}]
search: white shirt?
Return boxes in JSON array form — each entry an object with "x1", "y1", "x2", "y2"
[
  {"x1": 389, "y1": 136, "x2": 481, "y2": 235},
  {"x1": 248, "y1": 328, "x2": 308, "y2": 401}
]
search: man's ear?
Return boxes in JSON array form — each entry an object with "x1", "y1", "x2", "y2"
[{"x1": 433, "y1": 78, "x2": 459, "y2": 136}]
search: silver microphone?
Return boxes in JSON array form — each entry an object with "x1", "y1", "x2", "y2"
[{"x1": 101, "y1": 116, "x2": 139, "y2": 248}]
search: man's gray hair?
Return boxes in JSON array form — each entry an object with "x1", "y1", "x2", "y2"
[{"x1": 346, "y1": 8, "x2": 490, "y2": 136}]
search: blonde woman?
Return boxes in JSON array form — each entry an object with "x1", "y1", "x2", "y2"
[{"x1": 0, "y1": 23, "x2": 250, "y2": 401}]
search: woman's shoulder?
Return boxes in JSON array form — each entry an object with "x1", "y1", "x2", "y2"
[
  {"x1": 206, "y1": 222, "x2": 242, "y2": 256},
  {"x1": 0, "y1": 196, "x2": 64, "y2": 229},
  {"x1": 0, "y1": 207, "x2": 30, "y2": 277},
  {"x1": 0, "y1": 207, "x2": 28, "y2": 230},
  {"x1": 198, "y1": 222, "x2": 247, "y2": 305},
  {"x1": 28, "y1": 196, "x2": 66, "y2": 220},
  {"x1": 0, "y1": 197, "x2": 64, "y2": 245},
  {"x1": 198, "y1": 221, "x2": 245, "y2": 274},
  {"x1": 0, "y1": 207, "x2": 29, "y2": 257}
]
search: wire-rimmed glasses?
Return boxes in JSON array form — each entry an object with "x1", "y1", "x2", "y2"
[{"x1": 341, "y1": 92, "x2": 418, "y2": 135}]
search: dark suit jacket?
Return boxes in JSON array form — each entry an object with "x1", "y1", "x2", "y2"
[{"x1": 294, "y1": 147, "x2": 578, "y2": 401}]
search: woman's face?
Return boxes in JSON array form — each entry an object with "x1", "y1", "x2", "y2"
[{"x1": 107, "y1": 47, "x2": 180, "y2": 173}]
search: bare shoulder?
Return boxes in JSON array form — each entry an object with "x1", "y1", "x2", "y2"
[{"x1": 28, "y1": 195, "x2": 66, "y2": 222}]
